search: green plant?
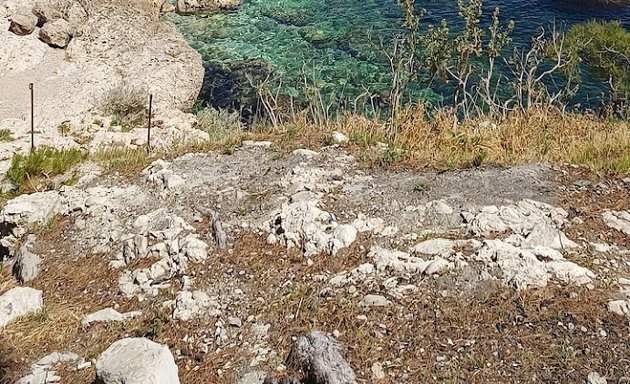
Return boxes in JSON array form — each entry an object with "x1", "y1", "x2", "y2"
[
  {"x1": 136, "y1": 312, "x2": 169, "y2": 339},
  {"x1": 413, "y1": 181, "x2": 430, "y2": 193},
  {"x1": 564, "y1": 21, "x2": 630, "y2": 100},
  {"x1": 380, "y1": 147, "x2": 402, "y2": 166},
  {"x1": 57, "y1": 122, "x2": 71, "y2": 136},
  {"x1": 5, "y1": 147, "x2": 85, "y2": 188},
  {"x1": 100, "y1": 84, "x2": 148, "y2": 128},
  {"x1": 0, "y1": 129, "x2": 14, "y2": 142}
]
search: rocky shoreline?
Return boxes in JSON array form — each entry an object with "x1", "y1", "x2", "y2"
[{"x1": 0, "y1": 0, "x2": 213, "y2": 175}]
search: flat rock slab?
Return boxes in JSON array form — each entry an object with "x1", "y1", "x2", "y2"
[
  {"x1": 96, "y1": 337, "x2": 180, "y2": 384},
  {"x1": 603, "y1": 210, "x2": 630, "y2": 235},
  {"x1": 0, "y1": 287, "x2": 43, "y2": 328},
  {"x1": 82, "y1": 308, "x2": 142, "y2": 327}
]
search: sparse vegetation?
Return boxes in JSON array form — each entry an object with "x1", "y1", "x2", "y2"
[
  {"x1": 195, "y1": 107, "x2": 244, "y2": 144},
  {"x1": 57, "y1": 122, "x2": 71, "y2": 136},
  {"x1": 0, "y1": 129, "x2": 15, "y2": 142},
  {"x1": 5, "y1": 147, "x2": 85, "y2": 191},
  {"x1": 90, "y1": 146, "x2": 151, "y2": 175}
]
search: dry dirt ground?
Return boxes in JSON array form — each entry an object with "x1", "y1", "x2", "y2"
[{"x1": 0, "y1": 143, "x2": 629, "y2": 384}]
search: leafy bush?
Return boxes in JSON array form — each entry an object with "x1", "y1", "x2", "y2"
[
  {"x1": 564, "y1": 21, "x2": 630, "y2": 99},
  {"x1": 100, "y1": 84, "x2": 148, "y2": 128},
  {"x1": 6, "y1": 147, "x2": 85, "y2": 187}
]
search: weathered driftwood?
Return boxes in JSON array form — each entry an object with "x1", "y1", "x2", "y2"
[{"x1": 267, "y1": 330, "x2": 357, "y2": 384}]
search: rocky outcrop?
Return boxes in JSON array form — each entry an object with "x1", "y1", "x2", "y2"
[
  {"x1": 8, "y1": 13, "x2": 37, "y2": 35},
  {"x1": 0, "y1": 0, "x2": 204, "y2": 167},
  {"x1": 95, "y1": 338, "x2": 180, "y2": 384},
  {"x1": 38, "y1": 18, "x2": 71, "y2": 47}
]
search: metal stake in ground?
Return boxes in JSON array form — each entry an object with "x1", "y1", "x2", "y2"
[
  {"x1": 29, "y1": 83, "x2": 34, "y2": 151},
  {"x1": 147, "y1": 94, "x2": 153, "y2": 153}
]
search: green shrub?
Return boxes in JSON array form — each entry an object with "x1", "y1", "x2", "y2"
[
  {"x1": 564, "y1": 21, "x2": 630, "y2": 98},
  {"x1": 6, "y1": 147, "x2": 85, "y2": 187},
  {"x1": 100, "y1": 84, "x2": 148, "y2": 128}
]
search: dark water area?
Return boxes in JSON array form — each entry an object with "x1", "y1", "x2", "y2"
[{"x1": 169, "y1": 0, "x2": 630, "y2": 113}]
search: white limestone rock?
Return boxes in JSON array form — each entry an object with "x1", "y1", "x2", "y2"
[
  {"x1": 521, "y1": 223, "x2": 578, "y2": 250},
  {"x1": 369, "y1": 246, "x2": 430, "y2": 274},
  {"x1": 602, "y1": 210, "x2": 630, "y2": 235},
  {"x1": 171, "y1": 290, "x2": 221, "y2": 321},
  {"x1": 95, "y1": 338, "x2": 180, "y2": 384},
  {"x1": 587, "y1": 372, "x2": 607, "y2": 384},
  {"x1": 359, "y1": 294, "x2": 391, "y2": 307},
  {"x1": 9, "y1": 13, "x2": 37, "y2": 36},
  {"x1": 608, "y1": 300, "x2": 630, "y2": 316},
  {"x1": 292, "y1": 148, "x2": 320, "y2": 158},
  {"x1": 181, "y1": 234, "x2": 208, "y2": 263},
  {"x1": 423, "y1": 258, "x2": 453, "y2": 275},
  {"x1": 17, "y1": 351, "x2": 80, "y2": 384},
  {"x1": 411, "y1": 238, "x2": 456, "y2": 256},
  {"x1": 143, "y1": 160, "x2": 186, "y2": 191},
  {"x1": 545, "y1": 260, "x2": 595, "y2": 286},
  {"x1": 82, "y1": 308, "x2": 142, "y2": 327},
  {"x1": 466, "y1": 199, "x2": 569, "y2": 237},
  {"x1": 0, "y1": 287, "x2": 43, "y2": 328},
  {"x1": 269, "y1": 199, "x2": 335, "y2": 257},
  {"x1": 478, "y1": 240, "x2": 548, "y2": 290},
  {"x1": 331, "y1": 131, "x2": 349, "y2": 144}
]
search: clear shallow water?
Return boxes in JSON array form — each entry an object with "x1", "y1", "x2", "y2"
[{"x1": 169, "y1": 0, "x2": 630, "y2": 111}]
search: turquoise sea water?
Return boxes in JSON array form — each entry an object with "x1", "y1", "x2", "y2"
[{"x1": 169, "y1": 0, "x2": 630, "y2": 112}]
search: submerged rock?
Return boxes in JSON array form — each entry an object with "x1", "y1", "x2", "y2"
[{"x1": 175, "y1": 0, "x2": 241, "y2": 14}]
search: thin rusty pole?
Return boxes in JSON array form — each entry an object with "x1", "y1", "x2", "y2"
[
  {"x1": 147, "y1": 94, "x2": 153, "y2": 153},
  {"x1": 29, "y1": 83, "x2": 34, "y2": 151}
]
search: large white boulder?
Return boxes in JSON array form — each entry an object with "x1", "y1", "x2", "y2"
[
  {"x1": 95, "y1": 338, "x2": 180, "y2": 384},
  {"x1": 0, "y1": 287, "x2": 43, "y2": 328}
]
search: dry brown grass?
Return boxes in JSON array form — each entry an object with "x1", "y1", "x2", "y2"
[{"x1": 259, "y1": 106, "x2": 630, "y2": 175}]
